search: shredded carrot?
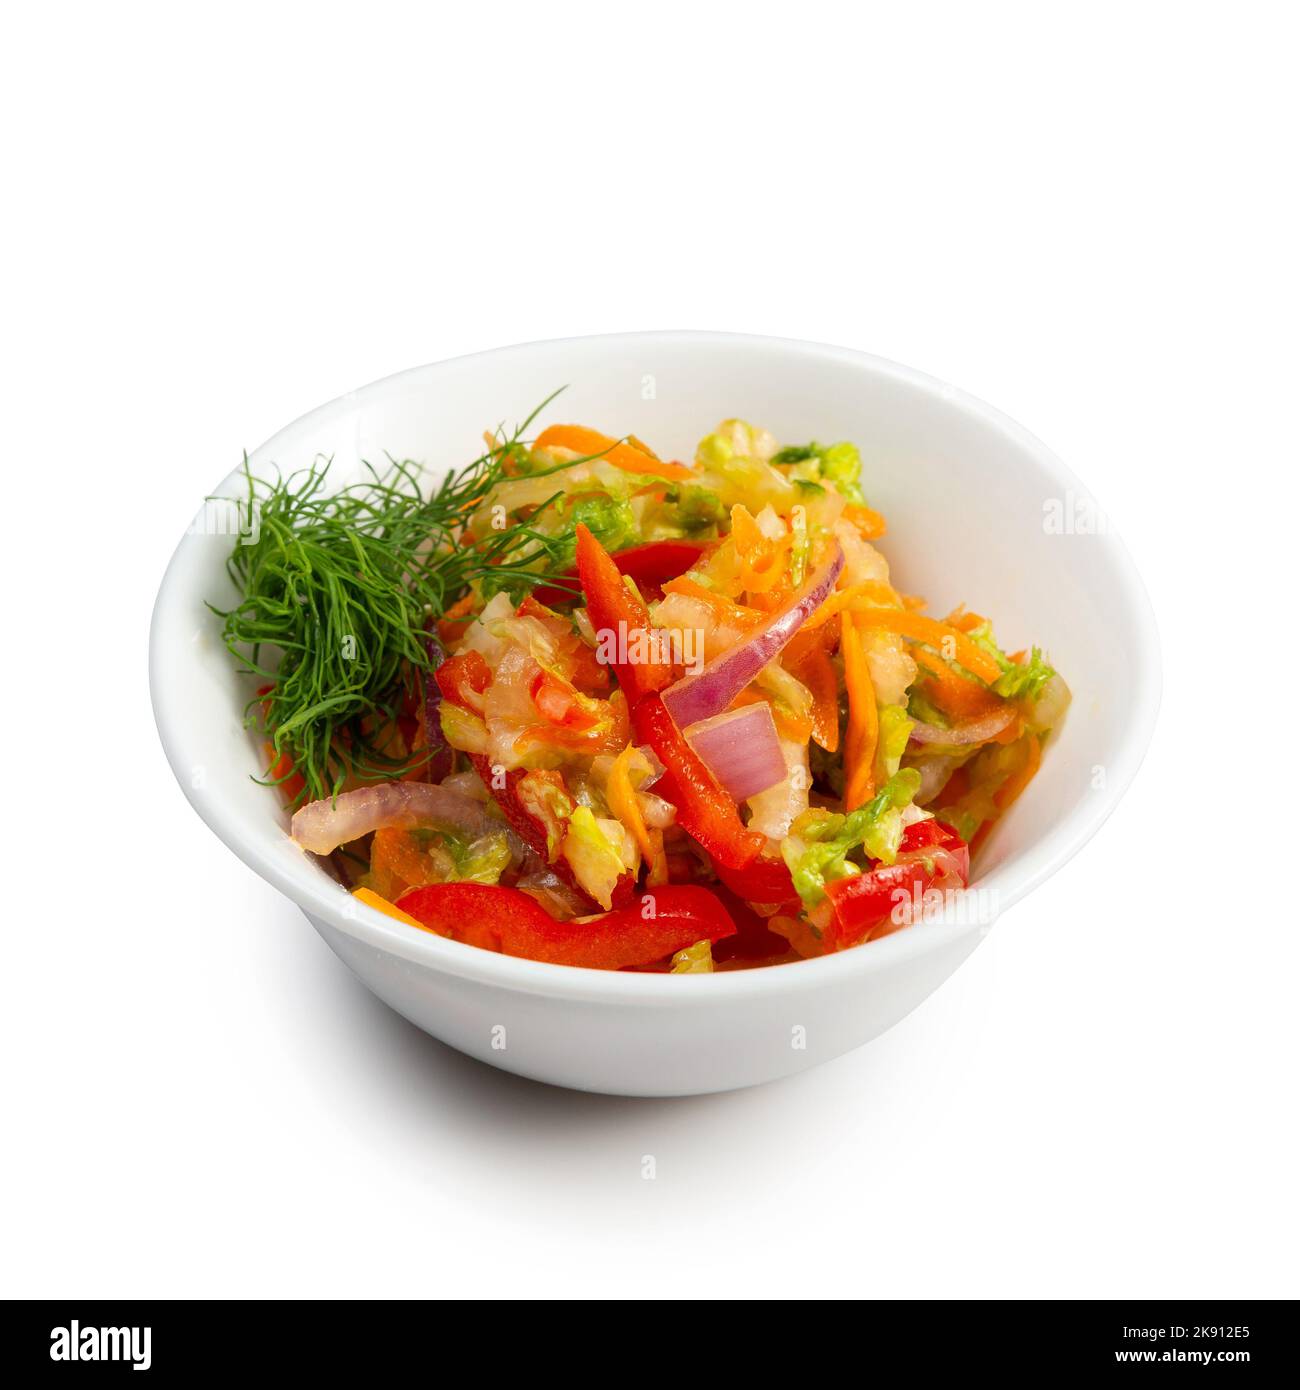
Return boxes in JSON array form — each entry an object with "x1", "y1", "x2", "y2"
[
  {"x1": 645, "y1": 827, "x2": 669, "y2": 886},
  {"x1": 352, "y1": 886, "x2": 427, "y2": 931},
  {"x1": 262, "y1": 743, "x2": 306, "y2": 802},
  {"x1": 842, "y1": 504, "x2": 887, "y2": 539},
  {"x1": 607, "y1": 745, "x2": 656, "y2": 862},
  {"x1": 841, "y1": 612, "x2": 878, "y2": 810},
  {"x1": 993, "y1": 714, "x2": 1024, "y2": 745},
  {"x1": 912, "y1": 646, "x2": 1006, "y2": 719},
  {"x1": 801, "y1": 647, "x2": 840, "y2": 753},
  {"x1": 730, "y1": 504, "x2": 792, "y2": 594},
  {"x1": 774, "y1": 708, "x2": 814, "y2": 743},
  {"x1": 729, "y1": 503, "x2": 764, "y2": 555},
  {"x1": 437, "y1": 591, "x2": 478, "y2": 643},
  {"x1": 994, "y1": 734, "x2": 1042, "y2": 812},
  {"x1": 533, "y1": 424, "x2": 695, "y2": 481},
  {"x1": 745, "y1": 580, "x2": 793, "y2": 612},
  {"x1": 783, "y1": 621, "x2": 835, "y2": 668},
  {"x1": 370, "y1": 827, "x2": 440, "y2": 891},
  {"x1": 852, "y1": 609, "x2": 1002, "y2": 685},
  {"x1": 962, "y1": 735, "x2": 1044, "y2": 853},
  {"x1": 942, "y1": 606, "x2": 988, "y2": 634},
  {"x1": 803, "y1": 580, "x2": 899, "y2": 631},
  {"x1": 783, "y1": 625, "x2": 840, "y2": 753},
  {"x1": 774, "y1": 709, "x2": 813, "y2": 742}
]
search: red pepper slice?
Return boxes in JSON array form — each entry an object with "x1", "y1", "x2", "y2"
[
  {"x1": 631, "y1": 693, "x2": 764, "y2": 871},
  {"x1": 530, "y1": 669, "x2": 601, "y2": 729},
  {"x1": 394, "y1": 882, "x2": 736, "y2": 970},
  {"x1": 435, "y1": 650, "x2": 492, "y2": 709},
  {"x1": 574, "y1": 524, "x2": 675, "y2": 703},
  {"x1": 707, "y1": 885, "x2": 794, "y2": 962},
  {"x1": 607, "y1": 539, "x2": 707, "y2": 594},
  {"x1": 256, "y1": 684, "x2": 307, "y2": 801},
  {"x1": 264, "y1": 746, "x2": 306, "y2": 802},
  {"x1": 824, "y1": 820, "x2": 970, "y2": 947},
  {"x1": 535, "y1": 539, "x2": 706, "y2": 608},
  {"x1": 714, "y1": 854, "x2": 800, "y2": 911},
  {"x1": 514, "y1": 595, "x2": 609, "y2": 694}
]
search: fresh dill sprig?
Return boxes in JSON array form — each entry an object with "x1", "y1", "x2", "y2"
[{"x1": 209, "y1": 391, "x2": 580, "y2": 806}]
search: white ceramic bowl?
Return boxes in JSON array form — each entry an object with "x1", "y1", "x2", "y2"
[{"x1": 150, "y1": 332, "x2": 1159, "y2": 1096}]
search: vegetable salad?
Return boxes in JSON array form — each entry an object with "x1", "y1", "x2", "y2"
[{"x1": 220, "y1": 410, "x2": 1069, "y2": 971}]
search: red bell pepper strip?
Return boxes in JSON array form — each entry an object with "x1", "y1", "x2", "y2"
[
  {"x1": 514, "y1": 595, "x2": 609, "y2": 693},
  {"x1": 394, "y1": 882, "x2": 736, "y2": 970},
  {"x1": 606, "y1": 539, "x2": 706, "y2": 592},
  {"x1": 435, "y1": 650, "x2": 492, "y2": 709},
  {"x1": 631, "y1": 693, "x2": 764, "y2": 871},
  {"x1": 535, "y1": 539, "x2": 706, "y2": 607},
  {"x1": 264, "y1": 746, "x2": 306, "y2": 802},
  {"x1": 824, "y1": 819, "x2": 970, "y2": 947},
  {"x1": 574, "y1": 524, "x2": 675, "y2": 703},
  {"x1": 256, "y1": 684, "x2": 307, "y2": 801},
  {"x1": 707, "y1": 885, "x2": 794, "y2": 963},
  {"x1": 530, "y1": 669, "x2": 601, "y2": 730},
  {"x1": 714, "y1": 854, "x2": 801, "y2": 912}
]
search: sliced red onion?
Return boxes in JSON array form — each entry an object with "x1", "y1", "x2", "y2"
[
  {"x1": 422, "y1": 627, "x2": 453, "y2": 782},
  {"x1": 291, "y1": 782, "x2": 495, "y2": 855},
  {"x1": 909, "y1": 705, "x2": 1018, "y2": 746},
  {"x1": 685, "y1": 703, "x2": 786, "y2": 802},
  {"x1": 662, "y1": 543, "x2": 844, "y2": 730}
]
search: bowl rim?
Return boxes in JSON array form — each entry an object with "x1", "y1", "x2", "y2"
[{"x1": 149, "y1": 329, "x2": 1161, "y2": 1004}]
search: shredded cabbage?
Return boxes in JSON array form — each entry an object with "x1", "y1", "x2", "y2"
[
  {"x1": 781, "y1": 769, "x2": 922, "y2": 909},
  {"x1": 963, "y1": 619, "x2": 1058, "y2": 702},
  {"x1": 772, "y1": 440, "x2": 866, "y2": 504},
  {"x1": 876, "y1": 704, "x2": 915, "y2": 780},
  {"x1": 436, "y1": 830, "x2": 513, "y2": 885},
  {"x1": 561, "y1": 805, "x2": 637, "y2": 910},
  {"x1": 670, "y1": 939, "x2": 714, "y2": 973}
]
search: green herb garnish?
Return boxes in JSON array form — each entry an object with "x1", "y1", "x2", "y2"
[{"x1": 210, "y1": 392, "x2": 579, "y2": 805}]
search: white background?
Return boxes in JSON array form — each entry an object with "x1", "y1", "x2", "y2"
[{"x1": 3, "y1": 2, "x2": 1297, "y2": 1299}]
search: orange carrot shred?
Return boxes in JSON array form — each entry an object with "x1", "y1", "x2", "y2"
[
  {"x1": 841, "y1": 612, "x2": 878, "y2": 810},
  {"x1": 802, "y1": 647, "x2": 840, "y2": 753},
  {"x1": 802, "y1": 580, "x2": 899, "y2": 631},
  {"x1": 533, "y1": 424, "x2": 695, "y2": 481},
  {"x1": 842, "y1": 504, "x2": 887, "y2": 539},
  {"x1": 607, "y1": 745, "x2": 656, "y2": 862},
  {"x1": 994, "y1": 734, "x2": 1042, "y2": 811},
  {"x1": 852, "y1": 609, "x2": 1002, "y2": 684},
  {"x1": 352, "y1": 886, "x2": 428, "y2": 931},
  {"x1": 942, "y1": 606, "x2": 988, "y2": 634},
  {"x1": 912, "y1": 645, "x2": 1006, "y2": 720},
  {"x1": 437, "y1": 591, "x2": 478, "y2": 643}
]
